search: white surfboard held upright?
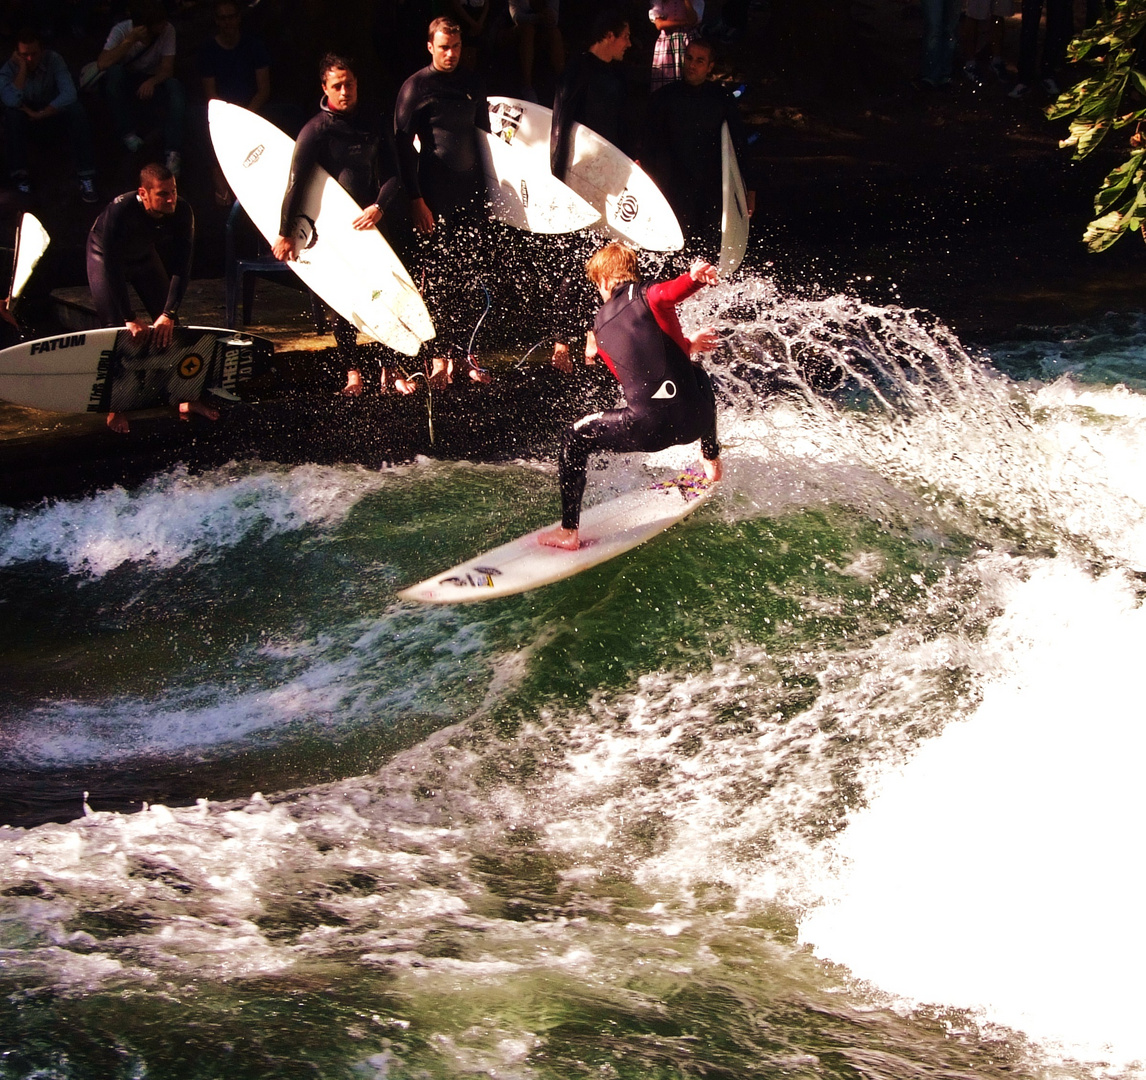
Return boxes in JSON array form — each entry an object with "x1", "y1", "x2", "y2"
[
  {"x1": 208, "y1": 100, "x2": 434, "y2": 356},
  {"x1": 719, "y1": 122, "x2": 750, "y2": 277},
  {"x1": 480, "y1": 130, "x2": 600, "y2": 234},
  {"x1": 399, "y1": 470, "x2": 717, "y2": 603},
  {"x1": 488, "y1": 97, "x2": 684, "y2": 252}
]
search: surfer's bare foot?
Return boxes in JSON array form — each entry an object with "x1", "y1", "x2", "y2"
[
  {"x1": 106, "y1": 411, "x2": 130, "y2": 434},
  {"x1": 393, "y1": 376, "x2": 416, "y2": 395},
  {"x1": 180, "y1": 400, "x2": 220, "y2": 422},
  {"x1": 428, "y1": 356, "x2": 453, "y2": 389},
  {"x1": 538, "y1": 525, "x2": 580, "y2": 550},
  {"x1": 702, "y1": 456, "x2": 723, "y2": 482},
  {"x1": 341, "y1": 369, "x2": 364, "y2": 396},
  {"x1": 468, "y1": 366, "x2": 492, "y2": 384}
]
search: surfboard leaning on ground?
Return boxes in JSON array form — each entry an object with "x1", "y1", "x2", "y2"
[
  {"x1": 488, "y1": 96, "x2": 684, "y2": 252},
  {"x1": 399, "y1": 469, "x2": 717, "y2": 603},
  {"x1": 208, "y1": 100, "x2": 434, "y2": 357},
  {"x1": 0, "y1": 326, "x2": 273, "y2": 414}
]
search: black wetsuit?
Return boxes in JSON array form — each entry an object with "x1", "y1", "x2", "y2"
[
  {"x1": 393, "y1": 63, "x2": 488, "y2": 221},
  {"x1": 559, "y1": 274, "x2": 720, "y2": 529},
  {"x1": 643, "y1": 79, "x2": 750, "y2": 255},
  {"x1": 86, "y1": 193, "x2": 194, "y2": 325},
  {"x1": 550, "y1": 51, "x2": 629, "y2": 181},
  {"x1": 280, "y1": 97, "x2": 404, "y2": 239},
  {"x1": 280, "y1": 97, "x2": 408, "y2": 372}
]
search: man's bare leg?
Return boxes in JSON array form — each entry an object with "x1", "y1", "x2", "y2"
[
  {"x1": 427, "y1": 356, "x2": 454, "y2": 389},
  {"x1": 180, "y1": 400, "x2": 220, "y2": 421},
  {"x1": 106, "y1": 411, "x2": 130, "y2": 434},
  {"x1": 702, "y1": 455, "x2": 722, "y2": 482},
  {"x1": 538, "y1": 525, "x2": 580, "y2": 550},
  {"x1": 341, "y1": 369, "x2": 364, "y2": 395}
]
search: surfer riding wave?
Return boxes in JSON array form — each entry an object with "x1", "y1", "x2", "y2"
[{"x1": 539, "y1": 242, "x2": 722, "y2": 551}]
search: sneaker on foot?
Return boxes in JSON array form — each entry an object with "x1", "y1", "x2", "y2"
[
  {"x1": 1008, "y1": 81, "x2": 1030, "y2": 99},
  {"x1": 1041, "y1": 76, "x2": 1061, "y2": 96},
  {"x1": 165, "y1": 150, "x2": 181, "y2": 177},
  {"x1": 79, "y1": 177, "x2": 98, "y2": 204},
  {"x1": 963, "y1": 60, "x2": 983, "y2": 88},
  {"x1": 989, "y1": 56, "x2": 1008, "y2": 82},
  {"x1": 123, "y1": 133, "x2": 143, "y2": 152}
]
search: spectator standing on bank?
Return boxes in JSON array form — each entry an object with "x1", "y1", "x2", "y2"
[
  {"x1": 508, "y1": 0, "x2": 564, "y2": 102},
  {"x1": 1010, "y1": 0, "x2": 1072, "y2": 98},
  {"x1": 649, "y1": 0, "x2": 699, "y2": 92},
  {"x1": 917, "y1": 0, "x2": 960, "y2": 89}
]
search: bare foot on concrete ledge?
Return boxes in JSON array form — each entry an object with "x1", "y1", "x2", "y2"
[
  {"x1": 341, "y1": 369, "x2": 364, "y2": 395},
  {"x1": 106, "y1": 411, "x2": 130, "y2": 434},
  {"x1": 180, "y1": 400, "x2": 220, "y2": 421}
]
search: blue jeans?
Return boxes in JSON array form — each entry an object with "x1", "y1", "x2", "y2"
[
  {"x1": 920, "y1": 0, "x2": 961, "y2": 85},
  {"x1": 5, "y1": 102, "x2": 95, "y2": 179},
  {"x1": 104, "y1": 65, "x2": 186, "y2": 153}
]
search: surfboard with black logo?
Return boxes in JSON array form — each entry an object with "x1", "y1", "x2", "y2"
[
  {"x1": 209, "y1": 100, "x2": 434, "y2": 356},
  {"x1": 399, "y1": 469, "x2": 716, "y2": 603},
  {"x1": 0, "y1": 326, "x2": 273, "y2": 413},
  {"x1": 488, "y1": 97, "x2": 684, "y2": 252}
]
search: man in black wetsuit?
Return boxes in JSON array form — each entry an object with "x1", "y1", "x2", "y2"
[
  {"x1": 394, "y1": 16, "x2": 492, "y2": 386},
  {"x1": 643, "y1": 38, "x2": 755, "y2": 258},
  {"x1": 86, "y1": 162, "x2": 213, "y2": 433},
  {"x1": 550, "y1": 8, "x2": 632, "y2": 182},
  {"x1": 272, "y1": 53, "x2": 413, "y2": 395},
  {"x1": 539, "y1": 242, "x2": 723, "y2": 551}
]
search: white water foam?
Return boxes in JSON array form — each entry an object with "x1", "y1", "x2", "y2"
[
  {"x1": 800, "y1": 558, "x2": 1146, "y2": 1069},
  {"x1": 0, "y1": 460, "x2": 393, "y2": 577},
  {"x1": 0, "y1": 604, "x2": 505, "y2": 764}
]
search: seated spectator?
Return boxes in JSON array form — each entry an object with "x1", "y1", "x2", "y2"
[
  {"x1": 508, "y1": 0, "x2": 563, "y2": 101},
  {"x1": 200, "y1": 0, "x2": 271, "y2": 204},
  {"x1": 96, "y1": 0, "x2": 186, "y2": 176},
  {"x1": 0, "y1": 26, "x2": 97, "y2": 201}
]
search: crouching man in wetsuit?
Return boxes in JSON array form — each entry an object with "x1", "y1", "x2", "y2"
[
  {"x1": 539, "y1": 242, "x2": 723, "y2": 551},
  {"x1": 86, "y1": 162, "x2": 217, "y2": 434}
]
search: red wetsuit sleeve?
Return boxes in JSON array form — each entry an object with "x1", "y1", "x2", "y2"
[{"x1": 647, "y1": 273, "x2": 703, "y2": 357}]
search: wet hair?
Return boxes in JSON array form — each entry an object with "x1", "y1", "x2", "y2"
[
  {"x1": 427, "y1": 16, "x2": 462, "y2": 42},
  {"x1": 586, "y1": 243, "x2": 640, "y2": 290},
  {"x1": 139, "y1": 162, "x2": 175, "y2": 188},
  {"x1": 319, "y1": 52, "x2": 357, "y2": 82},
  {"x1": 590, "y1": 8, "x2": 629, "y2": 44},
  {"x1": 15, "y1": 26, "x2": 41, "y2": 47}
]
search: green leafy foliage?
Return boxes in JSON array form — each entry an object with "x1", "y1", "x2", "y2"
[{"x1": 1051, "y1": 1, "x2": 1146, "y2": 250}]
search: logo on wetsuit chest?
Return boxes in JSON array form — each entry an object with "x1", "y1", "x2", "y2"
[
  {"x1": 615, "y1": 190, "x2": 639, "y2": 223},
  {"x1": 243, "y1": 144, "x2": 265, "y2": 168},
  {"x1": 520, "y1": 179, "x2": 529, "y2": 207},
  {"x1": 651, "y1": 380, "x2": 677, "y2": 399}
]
